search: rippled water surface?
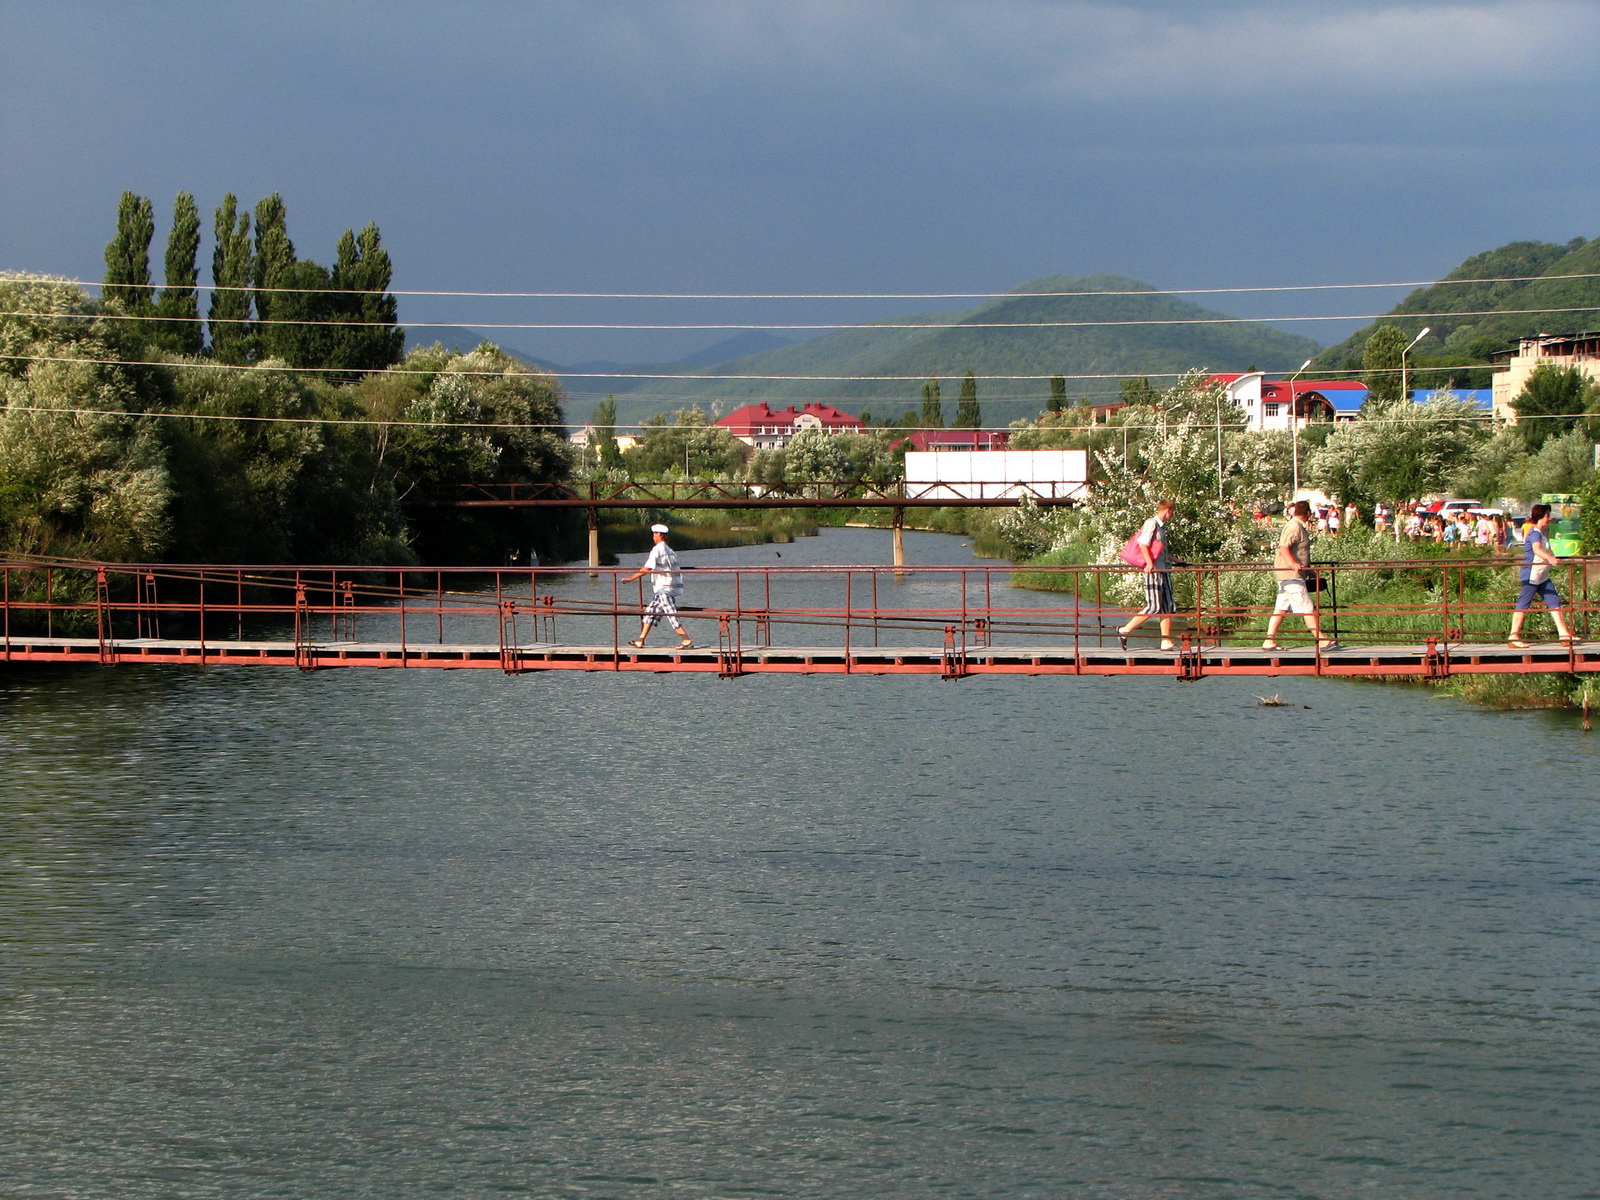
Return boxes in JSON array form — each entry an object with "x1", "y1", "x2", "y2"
[{"x1": 4, "y1": 530, "x2": 1599, "y2": 1198}]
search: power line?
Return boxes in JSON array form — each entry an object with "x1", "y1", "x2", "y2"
[
  {"x1": 15, "y1": 306, "x2": 1599, "y2": 332},
  {"x1": 53, "y1": 273, "x2": 1600, "y2": 300},
  {"x1": 0, "y1": 350, "x2": 1517, "y2": 383}
]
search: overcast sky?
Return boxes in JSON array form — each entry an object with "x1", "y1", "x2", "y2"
[{"x1": 3, "y1": 0, "x2": 1597, "y2": 366}]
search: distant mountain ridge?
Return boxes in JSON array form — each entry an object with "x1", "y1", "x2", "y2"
[{"x1": 581, "y1": 274, "x2": 1322, "y2": 426}]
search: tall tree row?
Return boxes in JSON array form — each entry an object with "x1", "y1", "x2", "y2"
[{"x1": 101, "y1": 190, "x2": 403, "y2": 374}]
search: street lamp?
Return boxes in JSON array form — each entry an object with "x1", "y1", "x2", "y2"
[
  {"x1": 1287, "y1": 358, "x2": 1313, "y2": 498},
  {"x1": 1399, "y1": 326, "x2": 1432, "y2": 405}
]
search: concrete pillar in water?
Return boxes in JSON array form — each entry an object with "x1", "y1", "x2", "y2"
[
  {"x1": 892, "y1": 507, "x2": 905, "y2": 570},
  {"x1": 587, "y1": 508, "x2": 600, "y2": 576}
]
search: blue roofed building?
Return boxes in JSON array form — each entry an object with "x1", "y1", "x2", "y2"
[{"x1": 1411, "y1": 388, "x2": 1493, "y2": 410}]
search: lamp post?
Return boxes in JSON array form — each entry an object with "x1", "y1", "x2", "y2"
[
  {"x1": 1399, "y1": 326, "x2": 1432, "y2": 405},
  {"x1": 1287, "y1": 358, "x2": 1312, "y2": 498}
]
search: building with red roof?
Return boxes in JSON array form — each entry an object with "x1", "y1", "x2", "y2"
[
  {"x1": 715, "y1": 402, "x2": 864, "y2": 449},
  {"x1": 893, "y1": 428, "x2": 1012, "y2": 452},
  {"x1": 1212, "y1": 373, "x2": 1369, "y2": 430}
]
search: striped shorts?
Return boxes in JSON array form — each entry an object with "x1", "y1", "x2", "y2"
[
  {"x1": 642, "y1": 591, "x2": 684, "y2": 629},
  {"x1": 1140, "y1": 571, "x2": 1175, "y2": 615}
]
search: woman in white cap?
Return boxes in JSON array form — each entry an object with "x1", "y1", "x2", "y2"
[{"x1": 623, "y1": 523, "x2": 694, "y2": 649}]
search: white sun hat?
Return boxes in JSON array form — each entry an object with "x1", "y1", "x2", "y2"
[{"x1": 650, "y1": 523, "x2": 669, "y2": 533}]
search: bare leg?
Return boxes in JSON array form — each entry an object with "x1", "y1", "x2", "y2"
[
  {"x1": 1263, "y1": 611, "x2": 1284, "y2": 646},
  {"x1": 1158, "y1": 615, "x2": 1173, "y2": 649}
]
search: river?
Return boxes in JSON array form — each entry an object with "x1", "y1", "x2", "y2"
[{"x1": 3, "y1": 528, "x2": 1597, "y2": 1199}]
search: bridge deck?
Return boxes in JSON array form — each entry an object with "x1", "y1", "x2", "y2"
[{"x1": 5, "y1": 635, "x2": 1595, "y2": 677}]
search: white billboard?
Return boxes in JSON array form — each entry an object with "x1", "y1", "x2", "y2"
[{"x1": 902, "y1": 450, "x2": 1088, "y2": 501}]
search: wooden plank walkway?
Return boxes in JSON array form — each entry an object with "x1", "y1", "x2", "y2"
[{"x1": 4, "y1": 635, "x2": 1596, "y2": 677}]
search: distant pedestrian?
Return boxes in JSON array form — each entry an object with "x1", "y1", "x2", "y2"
[
  {"x1": 1117, "y1": 499, "x2": 1176, "y2": 651},
  {"x1": 624, "y1": 523, "x2": 694, "y2": 649},
  {"x1": 1507, "y1": 503, "x2": 1574, "y2": 648},
  {"x1": 1262, "y1": 500, "x2": 1340, "y2": 652}
]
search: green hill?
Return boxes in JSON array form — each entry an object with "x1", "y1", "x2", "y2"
[
  {"x1": 1314, "y1": 237, "x2": 1599, "y2": 371},
  {"x1": 596, "y1": 274, "x2": 1321, "y2": 426}
]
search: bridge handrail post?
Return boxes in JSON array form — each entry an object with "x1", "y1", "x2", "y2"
[
  {"x1": 844, "y1": 570, "x2": 852, "y2": 672},
  {"x1": 95, "y1": 567, "x2": 111, "y2": 665}
]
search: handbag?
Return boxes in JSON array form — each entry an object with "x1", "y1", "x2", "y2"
[
  {"x1": 1118, "y1": 531, "x2": 1164, "y2": 567},
  {"x1": 1299, "y1": 569, "x2": 1326, "y2": 594}
]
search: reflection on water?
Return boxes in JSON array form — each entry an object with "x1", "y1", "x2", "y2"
[{"x1": 3, "y1": 530, "x2": 1598, "y2": 1199}]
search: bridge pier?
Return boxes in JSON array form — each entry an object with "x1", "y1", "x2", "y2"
[
  {"x1": 892, "y1": 507, "x2": 905, "y2": 571},
  {"x1": 587, "y1": 507, "x2": 600, "y2": 576}
]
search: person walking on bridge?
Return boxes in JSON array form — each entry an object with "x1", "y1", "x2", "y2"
[
  {"x1": 1262, "y1": 500, "x2": 1340, "y2": 652},
  {"x1": 1117, "y1": 499, "x2": 1177, "y2": 651},
  {"x1": 625, "y1": 523, "x2": 694, "y2": 650},
  {"x1": 1507, "y1": 503, "x2": 1574, "y2": 649}
]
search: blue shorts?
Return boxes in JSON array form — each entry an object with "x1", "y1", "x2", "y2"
[{"x1": 1515, "y1": 579, "x2": 1562, "y2": 611}]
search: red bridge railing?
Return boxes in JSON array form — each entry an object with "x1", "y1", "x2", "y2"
[{"x1": 1, "y1": 555, "x2": 1594, "y2": 677}]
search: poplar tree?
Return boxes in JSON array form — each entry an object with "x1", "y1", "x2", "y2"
[
  {"x1": 326, "y1": 223, "x2": 403, "y2": 373},
  {"x1": 155, "y1": 192, "x2": 202, "y2": 354},
  {"x1": 209, "y1": 194, "x2": 254, "y2": 364},
  {"x1": 252, "y1": 193, "x2": 296, "y2": 359},
  {"x1": 102, "y1": 190, "x2": 155, "y2": 314},
  {"x1": 591, "y1": 395, "x2": 622, "y2": 467},
  {"x1": 1048, "y1": 374, "x2": 1067, "y2": 414},
  {"x1": 920, "y1": 377, "x2": 943, "y2": 428},
  {"x1": 955, "y1": 370, "x2": 981, "y2": 428},
  {"x1": 1361, "y1": 325, "x2": 1408, "y2": 408}
]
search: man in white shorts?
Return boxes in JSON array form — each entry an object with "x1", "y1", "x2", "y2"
[
  {"x1": 623, "y1": 523, "x2": 694, "y2": 649},
  {"x1": 1262, "y1": 500, "x2": 1340, "y2": 651}
]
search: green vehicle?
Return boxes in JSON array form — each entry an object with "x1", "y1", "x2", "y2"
[{"x1": 1540, "y1": 493, "x2": 1582, "y2": 556}]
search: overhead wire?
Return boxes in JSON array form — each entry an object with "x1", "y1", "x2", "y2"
[
  {"x1": 56, "y1": 273, "x2": 1600, "y2": 299},
  {"x1": 12, "y1": 305, "x2": 1600, "y2": 331}
]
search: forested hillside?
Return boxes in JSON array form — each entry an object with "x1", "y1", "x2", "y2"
[{"x1": 1314, "y1": 237, "x2": 1599, "y2": 376}]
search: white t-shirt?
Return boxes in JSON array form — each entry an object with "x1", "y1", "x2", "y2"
[{"x1": 643, "y1": 541, "x2": 683, "y2": 594}]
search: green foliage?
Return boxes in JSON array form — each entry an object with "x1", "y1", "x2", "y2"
[
  {"x1": 1361, "y1": 325, "x2": 1407, "y2": 407},
  {"x1": 155, "y1": 192, "x2": 203, "y2": 355},
  {"x1": 955, "y1": 370, "x2": 981, "y2": 428},
  {"x1": 920, "y1": 376, "x2": 943, "y2": 427},
  {"x1": 1445, "y1": 428, "x2": 1527, "y2": 503},
  {"x1": 1047, "y1": 374, "x2": 1067, "y2": 413},
  {"x1": 1308, "y1": 393, "x2": 1489, "y2": 509},
  {"x1": 0, "y1": 276, "x2": 170, "y2": 559},
  {"x1": 252, "y1": 193, "x2": 296, "y2": 358},
  {"x1": 208, "y1": 194, "x2": 253, "y2": 364},
  {"x1": 329, "y1": 224, "x2": 404, "y2": 373},
  {"x1": 623, "y1": 405, "x2": 744, "y2": 479},
  {"x1": 1510, "y1": 363, "x2": 1599, "y2": 451},
  {"x1": 1579, "y1": 471, "x2": 1600, "y2": 553},
  {"x1": 102, "y1": 191, "x2": 155, "y2": 315},
  {"x1": 782, "y1": 429, "x2": 896, "y2": 484},
  {"x1": 1507, "y1": 429, "x2": 1595, "y2": 500},
  {"x1": 589, "y1": 394, "x2": 623, "y2": 469}
]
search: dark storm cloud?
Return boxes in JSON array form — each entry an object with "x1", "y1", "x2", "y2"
[{"x1": 2, "y1": 1, "x2": 1595, "y2": 361}]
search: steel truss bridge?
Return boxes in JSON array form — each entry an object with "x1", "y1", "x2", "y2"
[
  {"x1": 2, "y1": 557, "x2": 1596, "y2": 680},
  {"x1": 408, "y1": 481, "x2": 1084, "y2": 568},
  {"x1": 407, "y1": 480, "x2": 1082, "y2": 509}
]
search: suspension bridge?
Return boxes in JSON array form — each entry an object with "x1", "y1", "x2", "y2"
[{"x1": 2, "y1": 557, "x2": 1595, "y2": 680}]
